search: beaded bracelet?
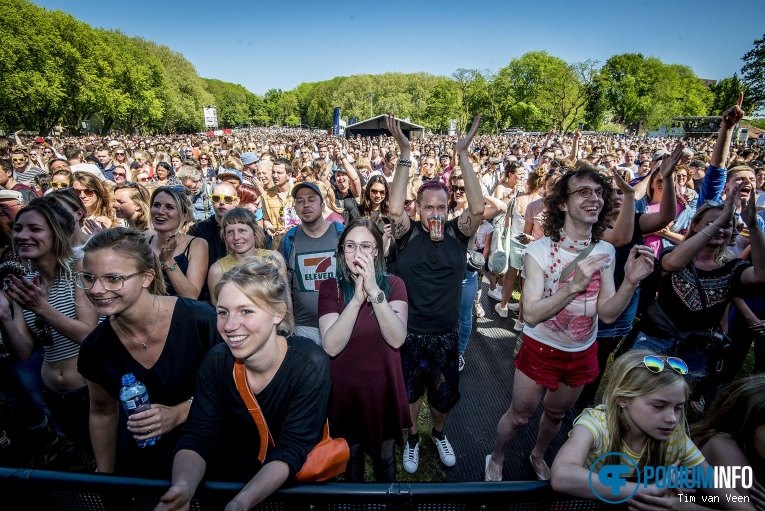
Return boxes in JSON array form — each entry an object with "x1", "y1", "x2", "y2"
[
  {"x1": 700, "y1": 227, "x2": 716, "y2": 237},
  {"x1": 396, "y1": 158, "x2": 412, "y2": 167}
]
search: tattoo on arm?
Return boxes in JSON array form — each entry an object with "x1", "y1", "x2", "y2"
[
  {"x1": 458, "y1": 215, "x2": 472, "y2": 235},
  {"x1": 392, "y1": 221, "x2": 406, "y2": 237}
]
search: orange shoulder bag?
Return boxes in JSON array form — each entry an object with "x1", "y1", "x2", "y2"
[{"x1": 233, "y1": 358, "x2": 349, "y2": 481}]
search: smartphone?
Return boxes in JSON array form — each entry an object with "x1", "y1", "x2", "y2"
[{"x1": 381, "y1": 217, "x2": 392, "y2": 226}]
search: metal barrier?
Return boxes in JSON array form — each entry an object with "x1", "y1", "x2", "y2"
[{"x1": 0, "y1": 466, "x2": 618, "y2": 511}]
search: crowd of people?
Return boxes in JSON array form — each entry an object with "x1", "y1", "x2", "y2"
[{"x1": 0, "y1": 96, "x2": 764, "y2": 510}]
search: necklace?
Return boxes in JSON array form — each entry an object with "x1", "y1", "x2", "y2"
[{"x1": 113, "y1": 297, "x2": 161, "y2": 350}]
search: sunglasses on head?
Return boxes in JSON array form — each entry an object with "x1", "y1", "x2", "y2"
[
  {"x1": 642, "y1": 355, "x2": 688, "y2": 375},
  {"x1": 211, "y1": 194, "x2": 237, "y2": 204}
]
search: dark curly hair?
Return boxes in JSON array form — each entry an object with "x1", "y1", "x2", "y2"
[{"x1": 541, "y1": 166, "x2": 613, "y2": 243}]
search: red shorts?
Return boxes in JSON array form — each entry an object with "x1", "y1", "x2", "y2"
[{"x1": 514, "y1": 335, "x2": 598, "y2": 391}]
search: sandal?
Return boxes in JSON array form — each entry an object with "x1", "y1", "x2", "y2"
[
  {"x1": 485, "y1": 454, "x2": 502, "y2": 482},
  {"x1": 529, "y1": 454, "x2": 550, "y2": 480}
]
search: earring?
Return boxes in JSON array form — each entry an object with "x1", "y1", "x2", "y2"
[{"x1": 619, "y1": 404, "x2": 626, "y2": 409}]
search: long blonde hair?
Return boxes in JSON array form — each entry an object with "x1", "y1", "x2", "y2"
[
  {"x1": 683, "y1": 203, "x2": 735, "y2": 266},
  {"x1": 603, "y1": 351, "x2": 689, "y2": 471}
]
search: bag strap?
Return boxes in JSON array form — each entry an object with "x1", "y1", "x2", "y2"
[
  {"x1": 560, "y1": 241, "x2": 599, "y2": 283},
  {"x1": 233, "y1": 359, "x2": 275, "y2": 463},
  {"x1": 689, "y1": 260, "x2": 709, "y2": 310}
]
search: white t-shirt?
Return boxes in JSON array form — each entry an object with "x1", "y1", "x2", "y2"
[
  {"x1": 523, "y1": 237, "x2": 615, "y2": 351},
  {"x1": 369, "y1": 169, "x2": 394, "y2": 184}
]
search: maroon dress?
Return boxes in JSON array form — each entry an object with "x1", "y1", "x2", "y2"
[{"x1": 317, "y1": 276, "x2": 412, "y2": 454}]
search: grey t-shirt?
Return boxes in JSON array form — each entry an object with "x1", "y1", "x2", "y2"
[{"x1": 277, "y1": 223, "x2": 342, "y2": 328}]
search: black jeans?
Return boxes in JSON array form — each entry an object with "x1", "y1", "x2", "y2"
[{"x1": 42, "y1": 384, "x2": 90, "y2": 452}]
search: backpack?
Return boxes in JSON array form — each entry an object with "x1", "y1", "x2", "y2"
[{"x1": 284, "y1": 222, "x2": 345, "y2": 269}]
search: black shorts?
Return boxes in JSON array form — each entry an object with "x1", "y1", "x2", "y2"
[{"x1": 400, "y1": 327, "x2": 460, "y2": 413}]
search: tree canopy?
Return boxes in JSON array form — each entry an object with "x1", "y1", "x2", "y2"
[{"x1": 0, "y1": 0, "x2": 760, "y2": 135}]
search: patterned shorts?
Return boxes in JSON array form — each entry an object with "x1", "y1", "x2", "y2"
[{"x1": 400, "y1": 327, "x2": 460, "y2": 413}]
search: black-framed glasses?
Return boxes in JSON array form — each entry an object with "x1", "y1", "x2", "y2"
[
  {"x1": 453, "y1": 186, "x2": 466, "y2": 193},
  {"x1": 567, "y1": 187, "x2": 604, "y2": 199},
  {"x1": 342, "y1": 242, "x2": 375, "y2": 254},
  {"x1": 74, "y1": 271, "x2": 144, "y2": 291},
  {"x1": 211, "y1": 194, "x2": 237, "y2": 204}
]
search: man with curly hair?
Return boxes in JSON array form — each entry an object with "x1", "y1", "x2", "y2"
[{"x1": 485, "y1": 167, "x2": 655, "y2": 482}]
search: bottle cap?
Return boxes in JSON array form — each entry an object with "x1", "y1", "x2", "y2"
[{"x1": 121, "y1": 373, "x2": 136, "y2": 386}]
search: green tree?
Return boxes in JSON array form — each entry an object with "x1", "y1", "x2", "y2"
[
  {"x1": 741, "y1": 33, "x2": 765, "y2": 114},
  {"x1": 709, "y1": 74, "x2": 751, "y2": 117}
]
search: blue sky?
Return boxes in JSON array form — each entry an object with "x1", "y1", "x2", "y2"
[{"x1": 34, "y1": 0, "x2": 764, "y2": 95}]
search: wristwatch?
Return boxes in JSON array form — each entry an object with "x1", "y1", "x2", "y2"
[{"x1": 368, "y1": 290, "x2": 385, "y2": 304}]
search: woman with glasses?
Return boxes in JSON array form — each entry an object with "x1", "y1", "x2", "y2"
[
  {"x1": 636, "y1": 161, "x2": 686, "y2": 258},
  {"x1": 148, "y1": 187, "x2": 208, "y2": 299},
  {"x1": 207, "y1": 208, "x2": 287, "y2": 305},
  {"x1": 113, "y1": 183, "x2": 151, "y2": 233},
  {"x1": 318, "y1": 218, "x2": 409, "y2": 482},
  {"x1": 0, "y1": 200, "x2": 100, "y2": 450},
  {"x1": 551, "y1": 352, "x2": 748, "y2": 509},
  {"x1": 112, "y1": 165, "x2": 129, "y2": 186},
  {"x1": 77, "y1": 228, "x2": 220, "y2": 477},
  {"x1": 630, "y1": 187, "x2": 765, "y2": 411},
  {"x1": 359, "y1": 175, "x2": 389, "y2": 228},
  {"x1": 198, "y1": 153, "x2": 216, "y2": 181},
  {"x1": 72, "y1": 171, "x2": 115, "y2": 230}
]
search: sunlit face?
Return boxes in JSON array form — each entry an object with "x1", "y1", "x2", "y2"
[
  {"x1": 294, "y1": 188, "x2": 323, "y2": 224},
  {"x1": 638, "y1": 161, "x2": 651, "y2": 177},
  {"x1": 216, "y1": 282, "x2": 284, "y2": 360},
  {"x1": 620, "y1": 382, "x2": 686, "y2": 442},
  {"x1": 335, "y1": 172, "x2": 349, "y2": 191},
  {"x1": 11, "y1": 152, "x2": 27, "y2": 170},
  {"x1": 171, "y1": 157, "x2": 182, "y2": 170},
  {"x1": 726, "y1": 170, "x2": 756, "y2": 203},
  {"x1": 151, "y1": 191, "x2": 183, "y2": 232},
  {"x1": 452, "y1": 179, "x2": 466, "y2": 204},
  {"x1": 651, "y1": 173, "x2": 664, "y2": 199},
  {"x1": 49, "y1": 160, "x2": 70, "y2": 173},
  {"x1": 12, "y1": 210, "x2": 53, "y2": 260},
  {"x1": 257, "y1": 167, "x2": 273, "y2": 188},
  {"x1": 693, "y1": 208, "x2": 734, "y2": 247},
  {"x1": 368, "y1": 181, "x2": 387, "y2": 205},
  {"x1": 156, "y1": 165, "x2": 169, "y2": 181},
  {"x1": 212, "y1": 183, "x2": 240, "y2": 221},
  {"x1": 0, "y1": 199, "x2": 21, "y2": 226},
  {"x1": 403, "y1": 192, "x2": 417, "y2": 219},
  {"x1": 318, "y1": 146, "x2": 328, "y2": 159},
  {"x1": 97, "y1": 150, "x2": 112, "y2": 167},
  {"x1": 81, "y1": 248, "x2": 153, "y2": 317},
  {"x1": 113, "y1": 188, "x2": 141, "y2": 221},
  {"x1": 563, "y1": 176, "x2": 604, "y2": 225},
  {"x1": 272, "y1": 164, "x2": 288, "y2": 186},
  {"x1": 183, "y1": 178, "x2": 202, "y2": 195},
  {"x1": 72, "y1": 180, "x2": 97, "y2": 210},
  {"x1": 225, "y1": 222, "x2": 256, "y2": 255}
]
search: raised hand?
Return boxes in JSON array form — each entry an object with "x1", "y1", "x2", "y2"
[
  {"x1": 721, "y1": 92, "x2": 745, "y2": 130},
  {"x1": 740, "y1": 185, "x2": 760, "y2": 231},
  {"x1": 455, "y1": 116, "x2": 481, "y2": 154},
  {"x1": 569, "y1": 254, "x2": 611, "y2": 293},
  {"x1": 610, "y1": 167, "x2": 635, "y2": 196},
  {"x1": 384, "y1": 114, "x2": 410, "y2": 153},
  {"x1": 659, "y1": 141, "x2": 685, "y2": 179},
  {"x1": 624, "y1": 245, "x2": 655, "y2": 285}
]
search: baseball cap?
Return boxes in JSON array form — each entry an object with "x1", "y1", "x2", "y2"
[
  {"x1": 217, "y1": 168, "x2": 242, "y2": 182},
  {"x1": 653, "y1": 149, "x2": 670, "y2": 161},
  {"x1": 241, "y1": 152, "x2": 259, "y2": 165},
  {"x1": 291, "y1": 181, "x2": 322, "y2": 199}
]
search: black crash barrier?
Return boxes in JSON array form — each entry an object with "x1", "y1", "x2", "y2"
[{"x1": 0, "y1": 466, "x2": 622, "y2": 511}]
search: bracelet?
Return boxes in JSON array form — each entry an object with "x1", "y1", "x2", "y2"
[
  {"x1": 396, "y1": 158, "x2": 412, "y2": 167},
  {"x1": 187, "y1": 396, "x2": 194, "y2": 405},
  {"x1": 162, "y1": 263, "x2": 177, "y2": 271},
  {"x1": 700, "y1": 227, "x2": 717, "y2": 238}
]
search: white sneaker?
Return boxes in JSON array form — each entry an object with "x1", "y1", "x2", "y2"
[
  {"x1": 432, "y1": 434, "x2": 456, "y2": 467},
  {"x1": 403, "y1": 440, "x2": 419, "y2": 473},
  {"x1": 514, "y1": 320, "x2": 525, "y2": 332},
  {"x1": 495, "y1": 303, "x2": 508, "y2": 318},
  {"x1": 474, "y1": 304, "x2": 485, "y2": 318},
  {"x1": 507, "y1": 302, "x2": 520, "y2": 312},
  {"x1": 487, "y1": 287, "x2": 503, "y2": 301}
]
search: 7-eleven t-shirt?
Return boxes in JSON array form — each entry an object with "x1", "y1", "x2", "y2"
[{"x1": 278, "y1": 224, "x2": 341, "y2": 328}]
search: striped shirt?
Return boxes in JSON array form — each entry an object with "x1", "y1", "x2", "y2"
[
  {"x1": 575, "y1": 405, "x2": 705, "y2": 475},
  {"x1": 14, "y1": 165, "x2": 45, "y2": 186},
  {"x1": 21, "y1": 261, "x2": 80, "y2": 363}
]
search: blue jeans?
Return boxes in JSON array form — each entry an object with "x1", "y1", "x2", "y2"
[
  {"x1": 598, "y1": 288, "x2": 640, "y2": 338},
  {"x1": 1, "y1": 348, "x2": 56, "y2": 430},
  {"x1": 458, "y1": 270, "x2": 479, "y2": 355}
]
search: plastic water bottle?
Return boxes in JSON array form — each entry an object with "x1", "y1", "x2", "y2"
[{"x1": 119, "y1": 373, "x2": 159, "y2": 448}]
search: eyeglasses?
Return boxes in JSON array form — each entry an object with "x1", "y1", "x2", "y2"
[
  {"x1": 211, "y1": 194, "x2": 237, "y2": 204},
  {"x1": 74, "y1": 271, "x2": 144, "y2": 291},
  {"x1": 113, "y1": 172, "x2": 126, "y2": 178},
  {"x1": 453, "y1": 186, "x2": 466, "y2": 193},
  {"x1": 50, "y1": 182, "x2": 70, "y2": 189},
  {"x1": 342, "y1": 242, "x2": 375, "y2": 254},
  {"x1": 11, "y1": 158, "x2": 26, "y2": 163},
  {"x1": 676, "y1": 174, "x2": 688, "y2": 179},
  {"x1": 567, "y1": 187, "x2": 604, "y2": 199},
  {"x1": 75, "y1": 188, "x2": 96, "y2": 197},
  {"x1": 541, "y1": 156, "x2": 553, "y2": 161},
  {"x1": 642, "y1": 355, "x2": 688, "y2": 375},
  {"x1": 138, "y1": 177, "x2": 150, "y2": 183},
  {"x1": 369, "y1": 189, "x2": 386, "y2": 196},
  {"x1": 115, "y1": 152, "x2": 126, "y2": 156}
]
